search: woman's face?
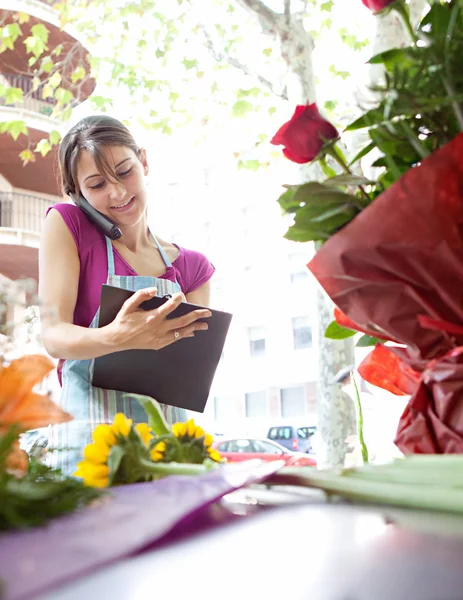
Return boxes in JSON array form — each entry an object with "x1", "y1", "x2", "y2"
[{"x1": 76, "y1": 145, "x2": 149, "y2": 227}]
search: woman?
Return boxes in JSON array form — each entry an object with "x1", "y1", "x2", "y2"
[{"x1": 39, "y1": 115, "x2": 214, "y2": 473}]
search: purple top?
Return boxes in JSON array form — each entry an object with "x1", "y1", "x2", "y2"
[{"x1": 48, "y1": 203, "x2": 215, "y2": 328}]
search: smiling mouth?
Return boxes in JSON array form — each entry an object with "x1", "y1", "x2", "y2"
[{"x1": 111, "y1": 197, "x2": 135, "y2": 210}]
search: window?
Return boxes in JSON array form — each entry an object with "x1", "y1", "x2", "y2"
[
  {"x1": 268, "y1": 426, "x2": 293, "y2": 441},
  {"x1": 280, "y1": 386, "x2": 306, "y2": 418},
  {"x1": 245, "y1": 390, "x2": 267, "y2": 418},
  {"x1": 248, "y1": 326, "x2": 265, "y2": 357},
  {"x1": 252, "y1": 440, "x2": 284, "y2": 454},
  {"x1": 227, "y1": 439, "x2": 254, "y2": 453},
  {"x1": 288, "y1": 252, "x2": 309, "y2": 288},
  {"x1": 292, "y1": 316, "x2": 313, "y2": 350}
]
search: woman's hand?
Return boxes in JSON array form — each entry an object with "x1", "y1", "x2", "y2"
[{"x1": 104, "y1": 287, "x2": 211, "y2": 351}]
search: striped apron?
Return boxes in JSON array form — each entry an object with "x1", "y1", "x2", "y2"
[{"x1": 49, "y1": 235, "x2": 187, "y2": 474}]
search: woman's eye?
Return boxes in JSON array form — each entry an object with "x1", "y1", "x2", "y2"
[
  {"x1": 118, "y1": 167, "x2": 132, "y2": 177},
  {"x1": 89, "y1": 181, "x2": 105, "y2": 190}
]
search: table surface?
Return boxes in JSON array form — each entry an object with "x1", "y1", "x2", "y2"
[{"x1": 40, "y1": 489, "x2": 463, "y2": 600}]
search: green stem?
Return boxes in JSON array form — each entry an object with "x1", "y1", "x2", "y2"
[
  {"x1": 399, "y1": 120, "x2": 430, "y2": 159},
  {"x1": 351, "y1": 374, "x2": 369, "y2": 464},
  {"x1": 393, "y1": 2, "x2": 417, "y2": 44},
  {"x1": 140, "y1": 459, "x2": 211, "y2": 477},
  {"x1": 327, "y1": 145, "x2": 371, "y2": 205},
  {"x1": 439, "y1": 74, "x2": 463, "y2": 132},
  {"x1": 393, "y1": 0, "x2": 463, "y2": 132}
]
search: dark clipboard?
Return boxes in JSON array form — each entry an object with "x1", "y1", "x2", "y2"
[{"x1": 92, "y1": 284, "x2": 233, "y2": 413}]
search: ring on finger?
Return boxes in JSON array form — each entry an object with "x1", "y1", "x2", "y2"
[{"x1": 173, "y1": 330, "x2": 180, "y2": 340}]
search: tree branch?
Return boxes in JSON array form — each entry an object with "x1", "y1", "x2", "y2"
[
  {"x1": 284, "y1": 0, "x2": 291, "y2": 27},
  {"x1": 199, "y1": 24, "x2": 288, "y2": 100},
  {"x1": 234, "y1": 0, "x2": 280, "y2": 36}
]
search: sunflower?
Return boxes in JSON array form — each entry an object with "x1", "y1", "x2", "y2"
[
  {"x1": 150, "y1": 441, "x2": 166, "y2": 462},
  {"x1": 168, "y1": 418, "x2": 222, "y2": 463},
  {"x1": 74, "y1": 413, "x2": 139, "y2": 488}
]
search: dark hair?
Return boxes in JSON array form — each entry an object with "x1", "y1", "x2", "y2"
[{"x1": 59, "y1": 115, "x2": 141, "y2": 197}]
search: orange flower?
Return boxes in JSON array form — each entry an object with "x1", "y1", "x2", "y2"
[
  {"x1": 5, "y1": 440, "x2": 29, "y2": 475},
  {"x1": 0, "y1": 355, "x2": 72, "y2": 434},
  {"x1": 0, "y1": 355, "x2": 72, "y2": 476}
]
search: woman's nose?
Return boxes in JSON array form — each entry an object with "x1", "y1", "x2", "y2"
[{"x1": 108, "y1": 182, "x2": 127, "y2": 201}]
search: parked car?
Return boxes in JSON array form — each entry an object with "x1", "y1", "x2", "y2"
[
  {"x1": 212, "y1": 437, "x2": 316, "y2": 467},
  {"x1": 267, "y1": 425, "x2": 317, "y2": 453}
]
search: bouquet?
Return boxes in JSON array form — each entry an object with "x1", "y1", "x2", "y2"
[
  {"x1": 271, "y1": 0, "x2": 463, "y2": 454},
  {"x1": 74, "y1": 395, "x2": 223, "y2": 488}
]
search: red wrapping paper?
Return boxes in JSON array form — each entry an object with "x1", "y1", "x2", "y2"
[{"x1": 308, "y1": 132, "x2": 463, "y2": 453}]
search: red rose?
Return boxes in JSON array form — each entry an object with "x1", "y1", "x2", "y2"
[
  {"x1": 271, "y1": 104, "x2": 339, "y2": 164},
  {"x1": 361, "y1": 0, "x2": 397, "y2": 13}
]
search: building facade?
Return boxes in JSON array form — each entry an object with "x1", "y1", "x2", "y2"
[
  {"x1": 151, "y1": 145, "x2": 319, "y2": 439},
  {"x1": 0, "y1": 0, "x2": 95, "y2": 285},
  {"x1": 0, "y1": 0, "x2": 94, "y2": 400}
]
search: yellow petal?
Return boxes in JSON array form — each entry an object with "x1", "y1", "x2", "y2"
[
  {"x1": 150, "y1": 451, "x2": 164, "y2": 462},
  {"x1": 76, "y1": 462, "x2": 109, "y2": 478},
  {"x1": 172, "y1": 422, "x2": 187, "y2": 437},
  {"x1": 111, "y1": 413, "x2": 132, "y2": 437},
  {"x1": 154, "y1": 441, "x2": 166, "y2": 452},
  {"x1": 207, "y1": 448, "x2": 222, "y2": 462},
  {"x1": 204, "y1": 433, "x2": 213, "y2": 448},
  {"x1": 92, "y1": 424, "x2": 116, "y2": 447},
  {"x1": 187, "y1": 419, "x2": 196, "y2": 437},
  {"x1": 84, "y1": 475, "x2": 109, "y2": 488},
  {"x1": 83, "y1": 443, "x2": 110, "y2": 464},
  {"x1": 194, "y1": 426, "x2": 205, "y2": 439},
  {"x1": 135, "y1": 423, "x2": 153, "y2": 446}
]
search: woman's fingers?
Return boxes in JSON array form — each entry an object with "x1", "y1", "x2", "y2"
[
  {"x1": 167, "y1": 320, "x2": 208, "y2": 344},
  {"x1": 120, "y1": 287, "x2": 157, "y2": 315},
  {"x1": 167, "y1": 309, "x2": 212, "y2": 331}
]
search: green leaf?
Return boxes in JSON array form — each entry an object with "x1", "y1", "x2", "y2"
[
  {"x1": 1, "y1": 120, "x2": 27, "y2": 141},
  {"x1": 129, "y1": 394, "x2": 170, "y2": 436},
  {"x1": 182, "y1": 58, "x2": 198, "y2": 70},
  {"x1": 40, "y1": 56, "x2": 54, "y2": 73},
  {"x1": 293, "y1": 182, "x2": 354, "y2": 206},
  {"x1": 35, "y1": 138, "x2": 52, "y2": 157},
  {"x1": 3, "y1": 23, "x2": 22, "y2": 44},
  {"x1": 367, "y1": 48, "x2": 415, "y2": 70},
  {"x1": 31, "y1": 23, "x2": 49, "y2": 43},
  {"x1": 55, "y1": 87, "x2": 73, "y2": 105},
  {"x1": 323, "y1": 174, "x2": 373, "y2": 187},
  {"x1": 238, "y1": 159, "x2": 263, "y2": 171},
  {"x1": 283, "y1": 225, "x2": 329, "y2": 243},
  {"x1": 348, "y1": 141, "x2": 376, "y2": 166},
  {"x1": 325, "y1": 320, "x2": 356, "y2": 340},
  {"x1": 277, "y1": 186, "x2": 299, "y2": 213},
  {"x1": 310, "y1": 203, "x2": 356, "y2": 223},
  {"x1": 356, "y1": 335, "x2": 382, "y2": 347},
  {"x1": 4, "y1": 87, "x2": 23, "y2": 105},
  {"x1": 49, "y1": 130, "x2": 61, "y2": 145},
  {"x1": 71, "y1": 66, "x2": 86, "y2": 83},
  {"x1": 231, "y1": 99, "x2": 253, "y2": 118},
  {"x1": 107, "y1": 445, "x2": 125, "y2": 485}
]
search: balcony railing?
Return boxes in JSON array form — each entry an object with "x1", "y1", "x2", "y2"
[
  {"x1": 0, "y1": 73, "x2": 56, "y2": 117},
  {"x1": 0, "y1": 192, "x2": 55, "y2": 234}
]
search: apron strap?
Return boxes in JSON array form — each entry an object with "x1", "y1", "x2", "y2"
[
  {"x1": 105, "y1": 237, "x2": 116, "y2": 276},
  {"x1": 152, "y1": 234, "x2": 173, "y2": 268}
]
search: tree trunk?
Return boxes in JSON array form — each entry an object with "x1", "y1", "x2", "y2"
[{"x1": 234, "y1": 0, "x2": 356, "y2": 468}]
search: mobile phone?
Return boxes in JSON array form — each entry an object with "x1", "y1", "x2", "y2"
[{"x1": 70, "y1": 193, "x2": 122, "y2": 240}]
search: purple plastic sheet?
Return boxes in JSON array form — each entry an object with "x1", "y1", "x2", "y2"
[{"x1": 0, "y1": 460, "x2": 282, "y2": 600}]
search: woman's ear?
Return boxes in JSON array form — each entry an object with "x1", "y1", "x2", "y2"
[{"x1": 139, "y1": 148, "x2": 149, "y2": 175}]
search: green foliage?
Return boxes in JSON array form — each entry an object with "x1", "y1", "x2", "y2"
[
  {"x1": 324, "y1": 320, "x2": 356, "y2": 340},
  {"x1": 278, "y1": 0, "x2": 463, "y2": 244},
  {"x1": 0, "y1": 430, "x2": 102, "y2": 531}
]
